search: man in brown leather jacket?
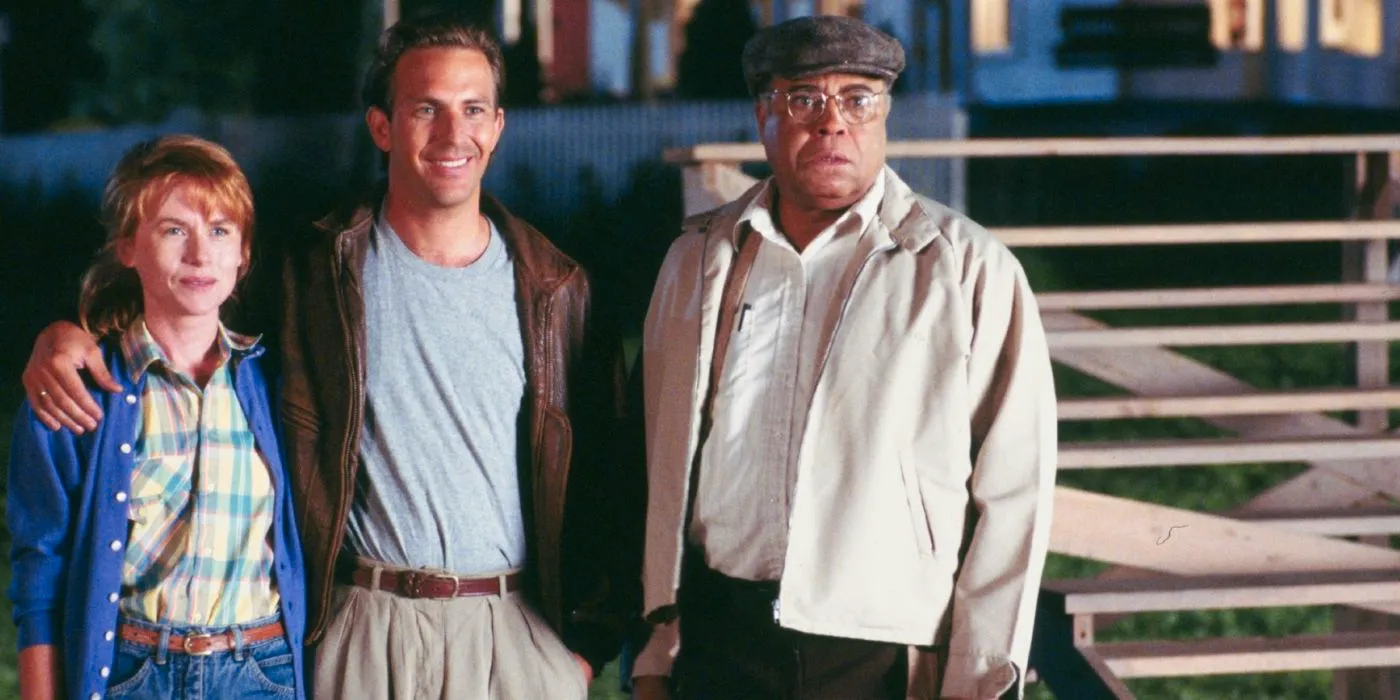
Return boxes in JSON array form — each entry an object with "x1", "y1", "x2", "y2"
[{"x1": 21, "y1": 12, "x2": 633, "y2": 700}]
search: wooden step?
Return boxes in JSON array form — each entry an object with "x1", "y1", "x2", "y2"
[
  {"x1": 1231, "y1": 506, "x2": 1400, "y2": 537},
  {"x1": 1095, "y1": 631, "x2": 1400, "y2": 678},
  {"x1": 1058, "y1": 434, "x2": 1400, "y2": 469},
  {"x1": 1058, "y1": 387, "x2": 1400, "y2": 420},
  {"x1": 1046, "y1": 569, "x2": 1400, "y2": 616}
]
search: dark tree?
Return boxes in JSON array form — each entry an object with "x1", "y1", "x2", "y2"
[
  {"x1": 0, "y1": 0, "x2": 102, "y2": 132},
  {"x1": 675, "y1": 0, "x2": 756, "y2": 99},
  {"x1": 256, "y1": 0, "x2": 372, "y2": 115},
  {"x1": 76, "y1": 0, "x2": 267, "y2": 124}
]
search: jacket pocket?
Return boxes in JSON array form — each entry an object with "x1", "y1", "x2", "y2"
[{"x1": 898, "y1": 451, "x2": 936, "y2": 559}]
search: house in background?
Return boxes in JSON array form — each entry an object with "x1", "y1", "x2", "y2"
[{"x1": 497, "y1": 0, "x2": 1399, "y2": 106}]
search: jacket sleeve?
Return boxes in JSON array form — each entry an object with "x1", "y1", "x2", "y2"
[
  {"x1": 559, "y1": 268, "x2": 642, "y2": 674},
  {"x1": 7, "y1": 402, "x2": 82, "y2": 651},
  {"x1": 941, "y1": 243, "x2": 1056, "y2": 700}
]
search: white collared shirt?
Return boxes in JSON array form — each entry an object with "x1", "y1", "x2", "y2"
[{"x1": 688, "y1": 175, "x2": 887, "y2": 581}]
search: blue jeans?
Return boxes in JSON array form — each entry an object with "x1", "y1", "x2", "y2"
[{"x1": 106, "y1": 616, "x2": 297, "y2": 700}]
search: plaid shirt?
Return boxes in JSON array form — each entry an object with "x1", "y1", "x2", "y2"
[{"x1": 118, "y1": 319, "x2": 280, "y2": 626}]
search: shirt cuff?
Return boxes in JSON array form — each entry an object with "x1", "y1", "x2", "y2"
[
  {"x1": 631, "y1": 619, "x2": 680, "y2": 678},
  {"x1": 16, "y1": 611, "x2": 60, "y2": 650}
]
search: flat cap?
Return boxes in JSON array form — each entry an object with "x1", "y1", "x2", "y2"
[{"x1": 742, "y1": 16, "x2": 905, "y2": 95}]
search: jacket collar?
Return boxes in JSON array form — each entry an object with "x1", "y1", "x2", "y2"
[
  {"x1": 312, "y1": 182, "x2": 579, "y2": 293},
  {"x1": 873, "y1": 166, "x2": 940, "y2": 254}
]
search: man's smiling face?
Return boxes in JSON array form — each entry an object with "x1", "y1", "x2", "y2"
[{"x1": 368, "y1": 46, "x2": 505, "y2": 215}]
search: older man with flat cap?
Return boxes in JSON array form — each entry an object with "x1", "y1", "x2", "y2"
[{"x1": 631, "y1": 15, "x2": 1056, "y2": 700}]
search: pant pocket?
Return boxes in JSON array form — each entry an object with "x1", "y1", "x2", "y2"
[
  {"x1": 515, "y1": 602, "x2": 589, "y2": 699},
  {"x1": 106, "y1": 647, "x2": 158, "y2": 698},
  {"x1": 245, "y1": 644, "x2": 298, "y2": 697}
]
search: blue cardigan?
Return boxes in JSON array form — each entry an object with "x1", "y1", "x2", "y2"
[{"x1": 7, "y1": 341, "x2": 307, "y2": 700}]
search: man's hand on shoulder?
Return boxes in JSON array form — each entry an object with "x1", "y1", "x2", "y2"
[
  {"x1": 632, "y1": 675, "x2": 671, "y2": 700},
  {"x1": 21, "y1": 321, "x2": 115, "y2": 434}
]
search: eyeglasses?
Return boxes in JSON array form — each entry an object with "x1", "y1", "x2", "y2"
[{"x1": 764, "y1": 88, "x2": 889, "y2": 125}]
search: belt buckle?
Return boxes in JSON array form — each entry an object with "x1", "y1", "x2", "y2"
[
  {"x1": 407, "y1": 572, "x2": 460, "y2": 598},
  {"x1": 182, "y1": 633, "x2": 216, "y2": 656}
]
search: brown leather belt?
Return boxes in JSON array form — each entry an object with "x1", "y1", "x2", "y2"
[
  {"x1": 117, "y1": 620, "x2": 285, "y2": 656},
  {"x1": 348, "y1": 565, "x2": 524, "y2": 599}
]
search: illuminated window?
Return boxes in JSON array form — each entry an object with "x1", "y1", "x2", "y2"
[
  {"x1": 972, "y1": 0, "x2": 1009, "y2": 54},
  {"x1": 1276, "y1": 0, "x2": 1308, "y2": 52},
  {"x1": 1321, "y1": 0, "x2": 1383, "y2": 57},
  {"x1": 1208, "y1": 0, "x2": 1263, "y2": 51}
]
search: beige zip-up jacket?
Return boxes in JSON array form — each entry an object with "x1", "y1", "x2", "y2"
[{"x1": 640, "y1": 168, "x2": 1057, "y2": 699}]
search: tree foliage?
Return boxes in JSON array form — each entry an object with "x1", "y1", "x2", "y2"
[
  {"x1": 77, "y1": 0, "x2": 266, "y2": 123},
  {"x1": 675, "y1": 0, "x2": 756, "y2": 99}
]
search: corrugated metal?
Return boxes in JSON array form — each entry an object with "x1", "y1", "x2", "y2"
[{"x1": 0, "y1": 97, "x2": 967, "y2": 225}]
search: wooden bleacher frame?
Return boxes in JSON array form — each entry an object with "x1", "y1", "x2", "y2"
[{"x1": 665, "y1": 135, "x2": 1400, "y2": 699}]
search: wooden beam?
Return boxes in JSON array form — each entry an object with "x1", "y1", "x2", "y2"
[
  {"x1": 1050, "y1": 488, "x2": 1400, "y2": 592},
  {"x1": 1096, "y1": 632, "x2": 1400, "y2": 678},
  {"x1": 662, "y1": 135, "x2": 1400, "y2": 164},
  {"x1": 995, "y1": 221, "x2": 1400, "y2": 247},
  {"x1": 1045, "y1": 311, "x2": 1400, "y2": 506},
  {"x1": 1059, "y1": 435, "x2": 1400, "y2": 469},
  {"x1": 681, "y1": 162, "x2": 757, "y2": 217},
  {"x1": 1048, "y1": 569, "x2": 1400, "y2": 615},
  {"x1": 1078, "y1": 647, "x2": 1138, "y2": 699},
  {"x1": 1050, "y1": 321, "x2": 1400, "y2": 348},
  {"x1": 1231, "y1": 506, "x2": 1400, "y2": 537},
  {"x1": 1059, "y1": 388, "x2": 1400, "y2": 420},
  {"x1": 1036, "y1": 283, "x2": 1400, "y2": 311}
]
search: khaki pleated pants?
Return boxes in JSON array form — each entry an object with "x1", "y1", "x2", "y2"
[{"x1": 312, "y1": 581, "x2": 590, "y2": 700}]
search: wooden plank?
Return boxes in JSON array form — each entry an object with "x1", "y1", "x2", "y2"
[
  {"x1": 1049, "y1": 321, "x2": 1400, "y2": 349},
  {"x1": 1059, "y1": 435, "x2": 1400, "y2": 469},
  {"x1": 1050, "y1": 488, "x2": 1400, "y2": 612},
  {"x1": 1047, "y1": 570, "x2": 1400, "y2": 615},
  {"x1": 1231, "y1": 506, "x2": 1400, "y2": 537},
  {"x1": 1078, "y1": 647, "x2": 1138, "y2": 699},
  {"x1": 995, "y1": 221, "x2": 1400, "y2": 247},
  {"x1": 1097, "y1": 631, "x2": 1400, "y2": 678},
  {"x1": 1059, "y1": 388, "x2": 1400, "y2": 420},
  {"x1": 1045, "y1": 311, "x2": 1400, "y2": 507},
  {"x1": 1036, "y1": 284, "x2": 1400, "y2": 311},
  {"x1": 662, "y1": 135, "x2": 1400, "y2": 164},
  {"x1": 681, "y1": 162, "x2": 758, "y2": 217},
  {"x1": 1337, "y1": 146, "x2": 1399, "y2": 700}
]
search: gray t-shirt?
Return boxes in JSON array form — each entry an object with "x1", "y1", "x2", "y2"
[{"x1": 344, "y1": 211, "x2": 528, "y2": 574}]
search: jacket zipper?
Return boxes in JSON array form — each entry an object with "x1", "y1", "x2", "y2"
[
  {"x1": 777, "y1": 237, "x2": 892, "y2": 618},
  {"x1": 326, "y1": 239, "x2": 363, "y2": 630}
]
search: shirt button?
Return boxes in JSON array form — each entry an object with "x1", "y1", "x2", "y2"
[
  {"x1": 126, "y1": 395, "x2": 137, "y2": 405},
  {"x1": 108, "y1": 592, "x2": 119, "y2": 603},
  {"x1": 119, "y1": 444, "x2": 132, "y2": 454},
  {"x1": 109, "y1": 540, "x2": 122, "y2": 552},
  {"x1": 100, "y1": 666, "x2": 111, "y2": 677},
  {"x1": 104, "y1": 630, "x2": 115, "y2": 641},
  {"x1": 115, "y1": 492, "x2": 127, "y2": 503}
]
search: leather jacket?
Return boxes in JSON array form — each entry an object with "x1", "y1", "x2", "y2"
[{"x1": 279, "y1": 186, "x2": 630, "y2": 670}]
